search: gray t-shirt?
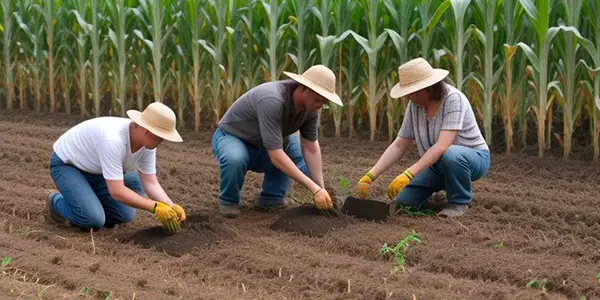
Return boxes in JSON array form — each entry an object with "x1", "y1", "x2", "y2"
[
  {"x1": 397, "y1": 83, "x2": 489, "y2": 156},
  {"x1": 218, "y1": 79, "x2": 318, "y2": 150}
]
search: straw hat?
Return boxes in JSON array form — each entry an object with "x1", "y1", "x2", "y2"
[
  {"x1": 390, "y1": 57, "x2": 449, "y2": 98},
  {"x1": 283, "y1": 65, "x2": 343, "y2": 106},
  {"x1": 126, "y1": 102, "x2": 183, "y2": 142}
]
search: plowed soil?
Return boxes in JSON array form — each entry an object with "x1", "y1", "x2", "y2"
[{"x1": 1, "y1": 110, "x2": 599, "y2": 300}]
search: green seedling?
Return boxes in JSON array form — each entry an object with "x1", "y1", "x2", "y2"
[
  {"x1": 596, "y1": 273, "x2": 600, "y2": 285},
  {"x1": 339, "y1": 175, "x2": 349, "y2": 194},
  {"x1": 81, "y1": 287, "x2": 91, "y2": 295},
  {"x1": 1, "y1": 257, "x2": 10, "y2": 267},
  {"x1": 526, "y1": 278, "x2": 547, "y2": 290},
  {"x1": 103, "y1": 290, "x2": 111, "y2": 300},
  {"x1": 397, "y1": 204, "x2": 436, "y2": 217},
  {"x1": 494, "y1": 242, "x2": 504, "y2": 249},
  {"x1": 381, "y1": 230, "x2": 422, "y2": 273}
]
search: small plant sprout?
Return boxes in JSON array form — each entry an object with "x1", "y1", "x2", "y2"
[
  {"x1": 339, "y1": 175, "x2": 349, "y2": 194},
  {"x1": 596, "y1": 273, "x2": 600, "y2": 285},
  {"x1": 1, "y1": 257, "x2": 10, "y2": 267},
  {"x1": 381, "y1": 230, "x2": 422, "y2": 273},
  {"x1": 397, "y1": 204, "x2": 435, "y2": 217},
  {"x1": 494, "y1": 242, "x2": 504, "y2": 249},
  {"x1": 526, "y1": 278, "x2": 547, "y2": 290}
]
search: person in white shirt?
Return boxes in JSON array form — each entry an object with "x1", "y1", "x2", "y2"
[{"x1": 47, "y1": 102, "x2": 186, "y2": 232}]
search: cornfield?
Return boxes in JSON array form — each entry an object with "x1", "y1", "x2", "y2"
[{"x1": 1, "y1": 0, "x2": 600, "y2": 160}]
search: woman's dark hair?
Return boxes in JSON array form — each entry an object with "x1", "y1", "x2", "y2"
[{"x1": 426, "y1": 79, "x2": 448, "y2": 101}]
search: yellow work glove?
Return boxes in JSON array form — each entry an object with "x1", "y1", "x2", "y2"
[
  {"x1": 356, "y1": 171, "x2": 375, "y2": 199},
  {"x1": 172, "y1": 203, "x2": 187, "y2": 222},
  {"x1": 387, "y1": 169, "x2": 414, "y2": 200},
  {"x1": 152, "y1": 202, "x2": 180, "y2": 233},
  {"x1": 313, "y1": 188, "x2": 333, "y2": 210}
]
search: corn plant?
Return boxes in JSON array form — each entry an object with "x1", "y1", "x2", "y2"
[
  {"x1": 179, "y1": 0, "x2": 204, "y2": 131},
  {"x1": 552, "y1": 0, "x2": 584, "y2": 159},
  {"x1": 472, "y1": 0, "x2": 501, "y2": 146},
  {"x1": 13, "y1": 0, "x2": 45, "y2": 113},
  {"x1": 350, "y1": 0, "x2": 388, "y2": 142},
  {"x1": 313, "y1": 0, "x2": 332, "y2": 135},
  {"x1": 69, "y1": 0, "x2": 89, "y2": 116},
  {"x1": 90, "y1": 0, "x2": 103, "y2": 116},
  {"x1": 240, "y1": 0, "x2": 262, "y2": 91},
  {"x1": 106, "y1": 0, "x2": 130, "y2": 116},
  {"x1": 41, "y1": 0, "x2": 59, "y2": 113},
  {"x1": 579, "y1": 0, "x2": 600, "y2": 162},
  {"x1": 223, "y1": 1, "x2": 244, "y2": 112},
  {"x1": 2, "y1": 0, "x2": 15, "y2": 110},
  {"x1": 288, "y1": 0, "x2": 314, "y2": 73},
  {"x1": 55, "y1": 5, "x2": 75, "y2": 114},
  {"x1": 260, "y1": 0, "x2": 288, "y2": 82},
  {"x1": 516, "y1": 0, "x2": 581, "y2": 157},
  {"x1": 418, "y1": 0, "x2": 446, "y2": 61},
  {"x1": 133, "y1": 0, "x2": 173, "y2": 103}
]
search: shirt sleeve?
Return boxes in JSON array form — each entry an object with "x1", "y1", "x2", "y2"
[
  {"x1": 441, "y1": 93, "x2": 465, "y2": 131},
  {"x1": 299, "y1": 112, "x2": 318, "y2": 141},
  {"x1": 256, "y1": 98, "x2": 284, "y2": 150},
  {"x1": 96, "y1": 140, "x2": 126, "y2": 180},
  {"x1": 398, "y1": 102, "x2": 415, "y2": 139},
  {"x1": 137, "y1": 149, "x2": 157, "y2": 175}
]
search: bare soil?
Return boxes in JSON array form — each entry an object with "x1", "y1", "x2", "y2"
[{"x1": 1, "y1": 110, "x2": 599, "y2": 299}]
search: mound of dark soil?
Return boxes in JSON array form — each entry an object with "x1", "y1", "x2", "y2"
[
  {"x1": 269, "y1": 205, "x2": 350, "y2": 237},
  {"x1": 127, "y1": 214, "x2": 233, "y2": 257},
  {"x1": 341, "y1": 196, "x2": 392, "y2": 221}
]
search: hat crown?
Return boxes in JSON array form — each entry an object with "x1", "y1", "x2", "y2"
[
  {"x1": 301, "y1": 65, "x2": 336, "y2": 94},
  {"x1": 398, "y1": 58, "x2": 436, "y2": 86},
  {"x1": 141, "y1": 102, "x2": 176, "y2": 131}
]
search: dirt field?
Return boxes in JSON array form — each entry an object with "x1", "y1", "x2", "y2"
[{"x1": 1, "y1": 110, "x2": 599, "y2": 300}]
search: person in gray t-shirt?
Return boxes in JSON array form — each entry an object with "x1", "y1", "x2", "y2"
[
  {"x1": 212, "y1": 65, "x2": 344, "y2": 217},
  {"x1": 356, "y1": 58, "x2": 490, "y2": 217}
]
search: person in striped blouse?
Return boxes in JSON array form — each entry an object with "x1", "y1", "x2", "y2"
[{"x1": 356, "y1": 58, "x2": 490, "y2": 217}]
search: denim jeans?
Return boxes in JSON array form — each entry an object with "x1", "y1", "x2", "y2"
[
  {"x1": 396, "y1": 145, "x2": 490, "y2": 208},
  {"x1": 49, "y1": 152, "x2": 145, "y2": 229},
  {"x1": 211, "y1": 128, "x2": 309, "y2": 207}
]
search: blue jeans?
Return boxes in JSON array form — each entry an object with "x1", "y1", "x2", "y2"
[
  {"x1": 211, "y1": 128, "x2": 309, "y2": 207},
  {"x1": 49, "y1": 152, "x2": 144, "y2": 229},
  {"x1": 396, "y1": 145, "x2": 490, "y2": 208}
]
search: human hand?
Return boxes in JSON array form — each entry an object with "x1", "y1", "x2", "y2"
[
  {"x1": 313, "y1": 188, "x2": 333, "y2": 210},
  {"x1": 387, "y1": 170, "x2": 414, "y2": 200},
  {"x1": 172, "y1": 203, "x2": 187, "y2": 222},
  {"x1": 153, "y1": 202, "x2": 181, "y2": 233},
  {"x1": 356, "y1": 172, "x2": 375, "y2": 199}
]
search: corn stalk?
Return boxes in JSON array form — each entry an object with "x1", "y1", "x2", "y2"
[
  {"x1": 2, "y1": 0, "x2": 15, "y2": 109},
  {"x1": 133, "y1": 0, "x2": 172, "y2": 103},
  {"x1": 180, "y1": 0, "x2": 204, "y2": 131},
  {"x1": 350, "y1": 0, "x2": 388, "y2": 142},
  {"x1": 516, "y1": 0, "x2": 578, "y2": 157},
  {"x1": 289, "y1": 0, "x2": 314, "y2": 73},
  {"x1": 41, "y1": 0, "x2": 59, "y2": 113},
  {"x1": 14, "y1": 0, "x2": 44, "y2": 113},
  {"x1": 260, "y1": 0, "x2": 287, "y2": 82},
  {"x1": 472, "y1": 0, "x2": 501, "y2": 146},
  {"x1": 106, "y1": 0, "x2": 130, "y2": 116},
  {"x1": 70, "y1": 0, "x2": 89, "y2": 116},
  {"x1": 90, "y1": 0, "x2": 102, "y2": 116},
  {"x1": 580, "y1": 0, "x2": 600, "y2": 162}
]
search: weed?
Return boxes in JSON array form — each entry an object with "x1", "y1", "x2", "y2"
[
  {"x1": 494, "y1": 242, "x2": 504, "y2": 249},
  {"x1": 339, "y1": 175, "x2": 349, "y2": 194},
  {"x1": 396, "y1": 204, "x2": 435, "y2": 217},
  {"x1": 1, "y1": 257, "x2": 11, "y2": 267},
  {"x1": 596, "y1": 273, "x2": 600, "y2": 285},
  {"x1": 103, "y1": 290, "x2": 111, "y2": 300},
  {"x1": 526, "y1": 278, "x2": 547, "y2": 290},
  {"x1": 381, "y1": 230, "x2": 422, "y2": 273},
  {"x1": 81, "y1": 287, "x2": 91, "y2": 295}
]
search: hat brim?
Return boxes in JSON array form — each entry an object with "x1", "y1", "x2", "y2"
[
  {"x1": 390, "y1": 69, "x2": 449, "y2": 98},
  {"x1": 126, "y1": 110, "x2": 183, "y2": 142},
  {"x1": 283, "y1": 71, "x2": 343, "y2": 107}
]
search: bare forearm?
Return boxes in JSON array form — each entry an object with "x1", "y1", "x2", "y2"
[
  {"x1": 302, "y1": 146, "x2": 324, "y2": 188},
  {"x1": 407, "y1": 145, "x2": 445, "y2": 176},
  {"x1": 112, "y1": 188, "x2": 156, "y2": 211},
  {"x1": 370, "y1": 138, "x2": 412, "y2": 178},
  {"x1": 270, "y1": 150, "x2": 321, "y2": 194},
  {"x1": 142, "y1": 183, "x2": 174, "y2": 206}
]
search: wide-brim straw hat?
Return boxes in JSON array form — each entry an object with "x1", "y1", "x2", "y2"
[
  {"x1": 126, "y1": 102, "x2": 183, "y2": 142},
  {"x1": 283, "y1": 65, "x2": 343, "y2": 106},
  {"x1": 390, "y1": 57, "x2": 449, "y2": 98}
]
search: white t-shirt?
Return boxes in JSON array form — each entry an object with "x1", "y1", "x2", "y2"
[{"x1": 53, "y1": 117, "x2": 157, "y2": 180}]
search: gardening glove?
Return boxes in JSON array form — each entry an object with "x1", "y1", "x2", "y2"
[
  {"x1": 313, "y1": 188, "x2": 333, "y2": 210},
  {"x1": 172, "y1": 203, "x2": 187, "y2": 222},
  {"x1": 356, "y1": 171, "x2": 375, "y2": 199},
  {"x1": 387, "y1": 169, "x2": 414, "y2": 200},
  {"x1": 152, "y1": 202, "x2": 180, "y2": 233}
]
